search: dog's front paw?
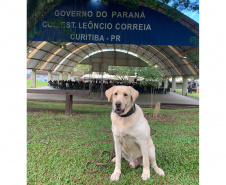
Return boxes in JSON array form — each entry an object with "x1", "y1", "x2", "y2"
[
  {"x1": 110, "y1": 170, "x2": 121, "y2": 181},
  {"x1": 141, "y1": 169, "x2": 150, "y2": 181},
  {"x1": 154, "y1": 166, "x2": 165, "y2": 176},
  {"x1": 111, "y1": 157, "x2": 116, "y2": 163}
]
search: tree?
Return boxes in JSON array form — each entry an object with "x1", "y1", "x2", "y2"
[
  {"x1": 108, "y1": 65, "x2": 163, "y2": 84},
  {"x1": 27, "y1": 0, "x2": 63, "y2": 35},
  {"x1": 109, "y1": 66, "x2": 137, "y2": 82},
  {"x1": 189, "y1": 76, "x2": 199, "y2": 81},
  {"x1": 74, "y1": 64, "x2": 91, "y2": 74},
  {"x1": 136, "y1": 66, "x2": 164, "y2": 86}
]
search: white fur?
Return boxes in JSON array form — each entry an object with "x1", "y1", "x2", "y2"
[{"x1": 105, "y1": 86, "x2": 165, "y2": 181}]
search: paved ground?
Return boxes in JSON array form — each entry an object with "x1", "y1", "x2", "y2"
[{"x1": 27, "y1": 86, "x2": 199, "y2": 106}]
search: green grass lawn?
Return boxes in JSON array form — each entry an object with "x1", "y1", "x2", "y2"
[
  {"x1": 27, "y1": 101, "x2": 199, "y2": 184},
  {"x1": 27, "y1": 80, "x2": 48, "y2": 88},
  {"x1": 175, "y1": 89, "x2": 199, "y2": 99}
]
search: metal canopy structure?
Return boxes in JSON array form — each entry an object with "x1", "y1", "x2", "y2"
[
  {"x1": 27, "y1": 42, "x2": 198, "y2": 77},
  {"x1": 27, "y1": 3, "x2": 199, "y2": 78}
]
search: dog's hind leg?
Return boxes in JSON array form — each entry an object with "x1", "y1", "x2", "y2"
[
  {"x1": 148, "y1": 145, "x2": 165, "y2": 176},
  {"x1": 121, "y1": 150, "x2": 131, "y2": 163},
  {"x1": 129, "y1": 156, "x2": 143, "y2": 168},
  {"x1": 121, "y1": 150, "x2": 138, "y2": 168}
]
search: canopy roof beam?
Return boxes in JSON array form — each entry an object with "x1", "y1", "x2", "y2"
[{"x1": 27, "y1": 42, "x2": 199, "y2": 76}]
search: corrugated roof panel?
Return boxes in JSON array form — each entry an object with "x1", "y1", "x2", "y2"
[
  {"x1": 69, "y1": 62, "x2": 76, "y2": 67},
  {"x1": 43, "y1": 63, "x2": 55, "y2": 71},
  {"x1": 49, "y1": 55, "x2": 61, "y2": 63},
  {"x1": 86, "y1": 48, "x2": 94, "y2": 54},
  {"x1": 116, "y1": 52, "x2": 128, "y2": 58},
  {"x1": 41, "y1": 42, "x2": 55, "y2": 51},
  {"x1": 32, "y1": 50, "x2": 47, "y2": 60},
  {"x1": 156, "y1": 52, "x2": 166, "y2": 61},
  {"x1": 55, "y1": 65, "x2": 65, "y2": 72},
  {"x1": 62, "y1": 59, "x2": 71, "y2": 66},
  {"x1": 171, "y1": 55, "x2": 185, "y2": 66},
  {"x1": 27, "y1": 59, "x2": 39, "y2": 69},
  {"x1": 72, "y1": 56, "x2": 83, "y2": 61},
  {"x1": 106, "y1": 44, "x2": 113, "y2": 48},
  {"x1": 57, "y1": 49, "x2": 68, "y2": 56},
  {"x1": 68, "y1": 54, "x2": 81, "y2": 61},
  {"x1": 75, "y1": 51, "x2": 84, "y2": 56},
  {"x1": 66, "y1": 44, "x2": 75, "y2": 50},
  {"x1": 30, "y1": 41, "x2": 43, "y2": 48},
  {"x1": 180, "y1": 65, "x2": 193, "y2": 76},
  {"x1": 27, "y1": 42, "x2": 198, "y2": 77},
  {"x1": 103, "y1": 52, "x2": 114, "y2": 58},
  {"x1": 168, "y1": 67, "x2": 178, "y2": 76}
]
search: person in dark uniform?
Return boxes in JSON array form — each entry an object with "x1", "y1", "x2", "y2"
[{"x1": 187, "y1": 82, "x2": 192, "y2": 94}]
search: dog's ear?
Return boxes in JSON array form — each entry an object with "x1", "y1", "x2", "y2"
[
  {"x1": 128, "y1": 86, "x2": 139, "y2": 103},
  {"x1": 105, "y1": 86, "x2": 116, "y2": 102}
]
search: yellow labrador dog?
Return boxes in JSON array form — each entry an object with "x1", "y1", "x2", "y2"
[{"x1": 105, "y1": 85, "x2": 165, "y2": 181}]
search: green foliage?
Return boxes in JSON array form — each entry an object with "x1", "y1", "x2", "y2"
[
  {"x1": 62, "y1": 74, "x2": 68, "y2": 80},
  {"x1": 190, "y1": 36, "x2": 199, "y2": 46},
  {"x1": 136, "y1": 66, "x2": 164, "y2": 86},
  {"x1": 101, "y1": 0, "x2": 199, "y2": 20},
  {"x1": 75, "y1": 64, "x2": 91, "y2": 74},
  {"x1": 101, "y1": 0, "x2": 141, "y2": 10},
  {"x1": 188, "y1": 36, "x2": 199, "y2": 62},
  {"x1": 27, "y1": 0, "x2": 40, "y2": 18},
  {"x1": 27, "y1": 0, "x2": 64, "y2": 40},
  {"x1": 27, "y1": 101, "x2": 199, "y2": 184},
  {"x1": 28, "y1": 26, "x2": 42, "y2": 39},
  {"x1": 189, "y1": 76, "x2": 199, "y2": 81},
  {"x1": 27, "y1": 80, "x2": 48, "y2": 88},
  {"x1": 145, "y1": 0, "x2": 159, "y2": 6},
  {"x1": 175, "y1": 89, "x2": 199, "y2": 98},
  {"x1": 137, "y1": 66, "x2": 163, "y2": 80},
  {"x1": 139, "y1": 79, "x2": 159, "y2": 86},
  {"x1": 108, "y1": 65, "x2": 163, "y2": 84},
  {"x1": 47, "y1": 13, "x2": 74, "y2": 41},
  {"x1": 109, "y1": 66, "x2": 137, "y2": 81},
  {"x1": 101, "y1": 0, "x2": 199, "y2": 14},
  {"x1": 165, "y1": 6, "x2": 183, "y2": 21}
]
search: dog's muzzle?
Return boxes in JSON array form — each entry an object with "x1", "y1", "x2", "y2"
[{"x1": 115, "y1": 101, "x2": 125, "y2": 114}]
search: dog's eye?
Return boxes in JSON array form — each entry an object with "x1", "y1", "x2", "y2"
[
  {"x1": 124, "y1": 93, "x2": 128, "y2": 96},
  {"x1": 114, "y1": 93, "x2": 118, "y2": 96}
]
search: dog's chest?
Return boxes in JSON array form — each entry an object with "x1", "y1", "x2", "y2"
[
  {"x1": 118, "y1": 133, "x2": 141, "y2": 157},
  {"x1": 113, "y1": 125, "x2": 136, "y2": 143},
  {"x1": 119, "y1": 134, "x2": 135, "y2": 146}
]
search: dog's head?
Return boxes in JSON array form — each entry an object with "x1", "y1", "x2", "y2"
[{"x1": 105, "y1": 86, "x2": 139, "y2": 115}]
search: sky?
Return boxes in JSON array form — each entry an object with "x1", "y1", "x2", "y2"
[
  {"x1": 167, "y1": 0, "x2": 199, "y2": 23},
  {"x1": 178, "y1": 0, "x2": 199, "y2": 23},
  {"x1": 182, "y1": 10, "x2": 199, "y2": 23}
]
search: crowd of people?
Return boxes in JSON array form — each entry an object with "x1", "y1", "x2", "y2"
[
  {"x1": 48, "y1": 79, "x2": 170, "y2": 94},
  {"x1": 49, "y1": 80, "x2": 88, "y2": 90}
]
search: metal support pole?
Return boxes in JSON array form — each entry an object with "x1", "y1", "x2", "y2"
[
  {"x1": 164, "y1": 77, "x2": 168, "y2": 89},
  {"x1": 59, "y1": 72, "x2": 63, "y2": 80},
  {"x1": 182, "y1": 77, "x2": 189, "y2": 96},
  {"x1": 101, "y1": 80, "x2": 103, "y2": 99},
  {"x1": 68, "y1": 73, "x2": 72, "y2": 80},
  {"x1": 48, "y1": 71, "x2": 52, "y2": 82},
  {"x1": 172, "y1": 77, "x2": 176, "y2": 92},
  {"x1": 31, "y1": 70, "x2": 36, "y2": 88}
]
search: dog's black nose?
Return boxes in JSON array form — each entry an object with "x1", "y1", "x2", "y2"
[{"x1": 115, "y1": 101, "x2": 121, "y2": 108}]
